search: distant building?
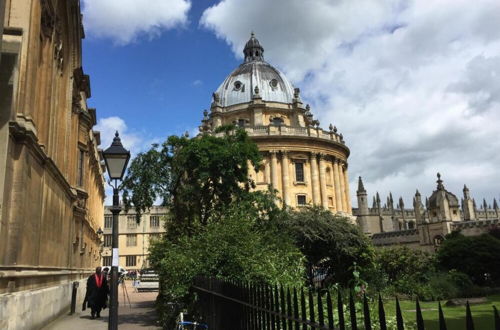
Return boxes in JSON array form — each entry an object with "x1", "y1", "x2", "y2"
[
  {"x1": 102, "y1": 206, "x2": 168, "y2": 271},
  {"x1": 199, "y1": 33, "x2": 352, "y2": 215},
  {"x1": 0, "y1": 1, "x2": 105, "y2": 329},
  {"x1": 354, "y1": 174, "x2": 499, "y2": 252}
]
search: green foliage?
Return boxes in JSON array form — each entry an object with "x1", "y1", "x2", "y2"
[
  {"x1": 149, "y1": 195, "x2": 305, "y2": 326},
  {"x1": 121, "y1": 126, "x2": 262, "y2": 233},
  {"x1": 437, "y1": 232, "x2": 500, "y2": 285},
  {"x1": 281, "y1": 206, "x2": 375, "y2": 287},
  {"x1": 375, "y1": 246, "x2": 435, "y2": 284}
]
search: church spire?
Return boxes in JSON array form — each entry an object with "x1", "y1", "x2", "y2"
[
  {"x1": 243, "y1": 32, "x2": 264, "y2": 62},
  {"x1": 357, "y1": 176, "x2": 366, "y2": 193}
]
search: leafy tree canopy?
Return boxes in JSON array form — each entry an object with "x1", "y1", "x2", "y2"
[
  {"x1": 280, "y1": 206, "x2": 374, "y2": 287},
  {"x1": 121, "y1": 126, "x2": 262, "y2": 236},
  {"x1": 149, "y1": 193, "x2": 305, "y2": 326},
  {"x1": 437, "y1": 232, "x2": 500, "y2": 285},
  {"x1": 375, "y1": 246, "x2": 435, "y2": 283}
]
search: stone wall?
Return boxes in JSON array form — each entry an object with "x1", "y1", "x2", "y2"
[{"x1": 0, "y1": 276, "x2": 88, "y2": 330}]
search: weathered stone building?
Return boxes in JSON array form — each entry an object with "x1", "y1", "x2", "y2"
[
  {"x1": 101, "y1": 206, "x2": 167, "y2": 271},
  {"x1": 199, "y1": 34, "x2": 352, "y2": 214},
  {"x1": 0, "y1": 1, "x2": 105, "y2": 328},
  {"x1": 354, "y1": 174, "x2": 499, "y2": 252}
]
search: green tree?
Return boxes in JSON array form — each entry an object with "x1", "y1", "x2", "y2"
[
  {"x1": 149, "y1": 193, "x2": 304, "y2": 326},
  {"x1": 121, "y1": 126, "x2": 262, "y2": 236},
  {"x1": 437, "y1": 232, "x2": 500, "y2": 285},
  {"x1": 281, "y1": 206, "x2": 374, "y2": 287},
  {"x1": 375, "y1": 246, "x2": 435, "y2": 283}
]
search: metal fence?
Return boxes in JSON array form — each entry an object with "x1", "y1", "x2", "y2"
[{"x1": 192, "y1": 277, "x2": 500, "y2": 330}]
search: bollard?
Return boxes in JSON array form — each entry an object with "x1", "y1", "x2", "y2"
[{"x1": 70, "y1": 281, "x2": 79, "y2": 315}]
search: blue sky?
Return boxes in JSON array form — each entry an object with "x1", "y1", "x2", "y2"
[
  {"x1": 83, "y1": 0, "x2": 238, "y2": 142},
  {"x1": 82, "y1": 0, "x2": 500, "y2": 206}
]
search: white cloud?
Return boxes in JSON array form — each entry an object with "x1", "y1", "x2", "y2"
[
  {"x1": 192, "y1": 79, "x2": 203, "y2": 86},
  {"x1": 201, "y1": 0, "x2": 500, "y2": 205},
  {"x1": 96, "y1": 116, "x2": 165, "y2": 204},
  {"x1": 82, "y1": 0, "x2": 191, "y2": 45}
]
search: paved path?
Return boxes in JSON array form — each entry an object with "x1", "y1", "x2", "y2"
[{"x1": 43, "y1": 281, "x2": 161, "y2": 330}]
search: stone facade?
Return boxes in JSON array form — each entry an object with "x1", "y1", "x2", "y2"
[
  {"x1": 0, "y1": 1, "x2": 105, "y2": 328},
  {"x1": 354, "y1": 174, "x2": 499, "y2": 252},
  {"x1": 199, "y1": 34, "x2": 352, "y2": 215},
  {"x1": 101, "y1": 206, "x2": 167, "y2": 271}
]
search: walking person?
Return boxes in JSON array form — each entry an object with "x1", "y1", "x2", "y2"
[{"x1": 84, "y1": 266, "x2": 109, "y2": 319}]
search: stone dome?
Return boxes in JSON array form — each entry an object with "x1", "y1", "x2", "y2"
[{"x1": 215, "y1": 33, "x2": 295, "y2": 107}]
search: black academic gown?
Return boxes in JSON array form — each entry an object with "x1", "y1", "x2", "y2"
[{"x1": 85, "y1": 273, "x2": 109, "y2": 312}]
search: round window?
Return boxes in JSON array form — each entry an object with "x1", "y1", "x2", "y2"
[
  {"x1": 269, "y1": 79, "x2": 278, "y2": 88},
  {"x1": 234, "y1": 81, "x2": 242, "y2": 90}
]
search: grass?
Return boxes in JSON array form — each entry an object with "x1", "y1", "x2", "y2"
[{"x1": 378, "y1": 294, "x2": 500, "y2": 330}]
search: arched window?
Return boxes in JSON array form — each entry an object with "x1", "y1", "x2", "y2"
[{"x1": 272, "y1": 117, "x2": 284, "y2": 126}]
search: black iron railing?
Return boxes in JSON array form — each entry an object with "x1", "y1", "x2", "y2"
[{"x1": 191, "y1": 277, "x2": 500, "y2": 330}]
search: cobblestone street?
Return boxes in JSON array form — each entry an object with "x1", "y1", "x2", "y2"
[{"x1": 42, "y1": 281, "x2": 161, "y2": 330}]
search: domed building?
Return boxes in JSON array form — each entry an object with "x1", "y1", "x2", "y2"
[{"x1": 199, "y1": 33, "x2": 352, "y2": 214}]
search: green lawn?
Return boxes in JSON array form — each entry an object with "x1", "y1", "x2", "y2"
[{"x1": 378, "y1": 295, "x2": 500, "y2": 330}]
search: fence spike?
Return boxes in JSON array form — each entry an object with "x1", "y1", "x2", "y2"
[
  {"x1": 327, "y1": 291, "x2": 335, "y2": 330},
  {"x1": 416, "y1": 297, "x2": 424, "y2": 330},
  {"x1": 466, "y1": 301, "x2": 475, "y2": 330},
  {"x1": 438, "y1": 301, "x2": 447, "y2": 330},
  {"x1": 493, "y1": 305, "x2": 499, "y2": 330},
  {"x1": 396, "y1": 297, "x2": 404, "y2": 330},
  {"x1": 309, "y1": 289, "x2": 316, "y2": 324},
  {"x1": 274, "y1": 285, "x2": 281, "y2": 330},
  {"x1": 378, "y1": 294, "x2": 387, "y2": 330},
  {"x1": 318, "y1": 290, "x2": 325, "y2": 327},
  {"x1": 265, "y1": 285, "x2": 271, "y2": 330},
  {"x1": 338, "y1": 289, "x2": 345, "y2": 330},
  {"x1": 280, "y1": 285, "x2": 287, "y2": 330},
  {"x1": 349, "y1": 290, "x2": 357, "y2": 330},
  {"x1": 300, "y1": 288, "x2": 307, "y2": 330},
  {"x1": 262, "y1": 284, "x2": 268, "y2": 330},
  {"x1": 293, "y1": 288, "x2": 300, "y2": 330},
  {"x1": 287, "y1": 287, "x2": 293, "y2": 330},
  {"x1": 270, "y1": 285, "x2": 276, "y2": 330},
  {"x1": 363, "y1": 293, "x2": 372, "y2": 330}
]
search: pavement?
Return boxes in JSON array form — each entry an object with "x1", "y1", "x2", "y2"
[{"x1": 42, "y1": 281, "x2": 162, "y2": 330}]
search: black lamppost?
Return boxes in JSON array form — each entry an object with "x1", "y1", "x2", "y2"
[{"x1": 102, "y1": 131, "x2": 130, "y2": 330}]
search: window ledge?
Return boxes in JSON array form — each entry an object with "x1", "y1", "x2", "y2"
[{"x1": 294, "y1": 181, "x2": 307, "y2": 185}]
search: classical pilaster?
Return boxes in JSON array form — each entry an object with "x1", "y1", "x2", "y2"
[
  {"x1": 333, "y1": 158, "x2": 342, "y2": 212},
  {"x1": 310, "y1": 152, "x2": 320, "y2": 205},
  {"x1": 281, "y1": 151, "x2": 291, "y2": 206},
  {"x1": 339, "y1": 161, "x2": 346, "y2": 212},
  {"x1": 270, "y1": 150, "x2": 279, "y2": 192},
  {"x1": 319, "y1": 154, "x2": 328, "y2": 209},
  {"x1": 265, "y1": 158, "x2": 271, "y2": 185},
  {"x1": 342, "y1": 162, "x2": 352, "y2": 214}
]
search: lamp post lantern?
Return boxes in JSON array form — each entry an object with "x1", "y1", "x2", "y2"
[{"x1": 102, "y1": 131, "x2": 130, "y2": 330}]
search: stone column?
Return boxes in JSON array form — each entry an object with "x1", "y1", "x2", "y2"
[
  {"x1": 343, "y1": 163, "x2": 352, "y2": 214},
  {"x1": 281, "y1": 151, "x2": 291, "y2": 206},
  {"x1": 319, "y1": 154, "x2": 328, "y2": 209},
  {"x1": 339, "y1": 161, "x2": 347, "y2": 212},
  {"x1": 310, "y1": 152, "x2": 320, "y2": 205},
  {"x1": 265, "y1": 157, "x2": 271, "y2": 185},
  {"x1": 270, "y1": 151, "x2": 279, "y2": 192},
  {"x1": 333, "y1": 158, "x2": 342, "y2": 212}
]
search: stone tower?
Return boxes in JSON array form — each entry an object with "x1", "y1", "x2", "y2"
[
  {"x1": 428, "y1": 173, "x2": 461, "y2": 222},
  {"x1": 356, "y1": 177, "x2": 370, "y2": 232},
  {"x1": 462, "y1": 185, "x2": 476, "y2": 221}
]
